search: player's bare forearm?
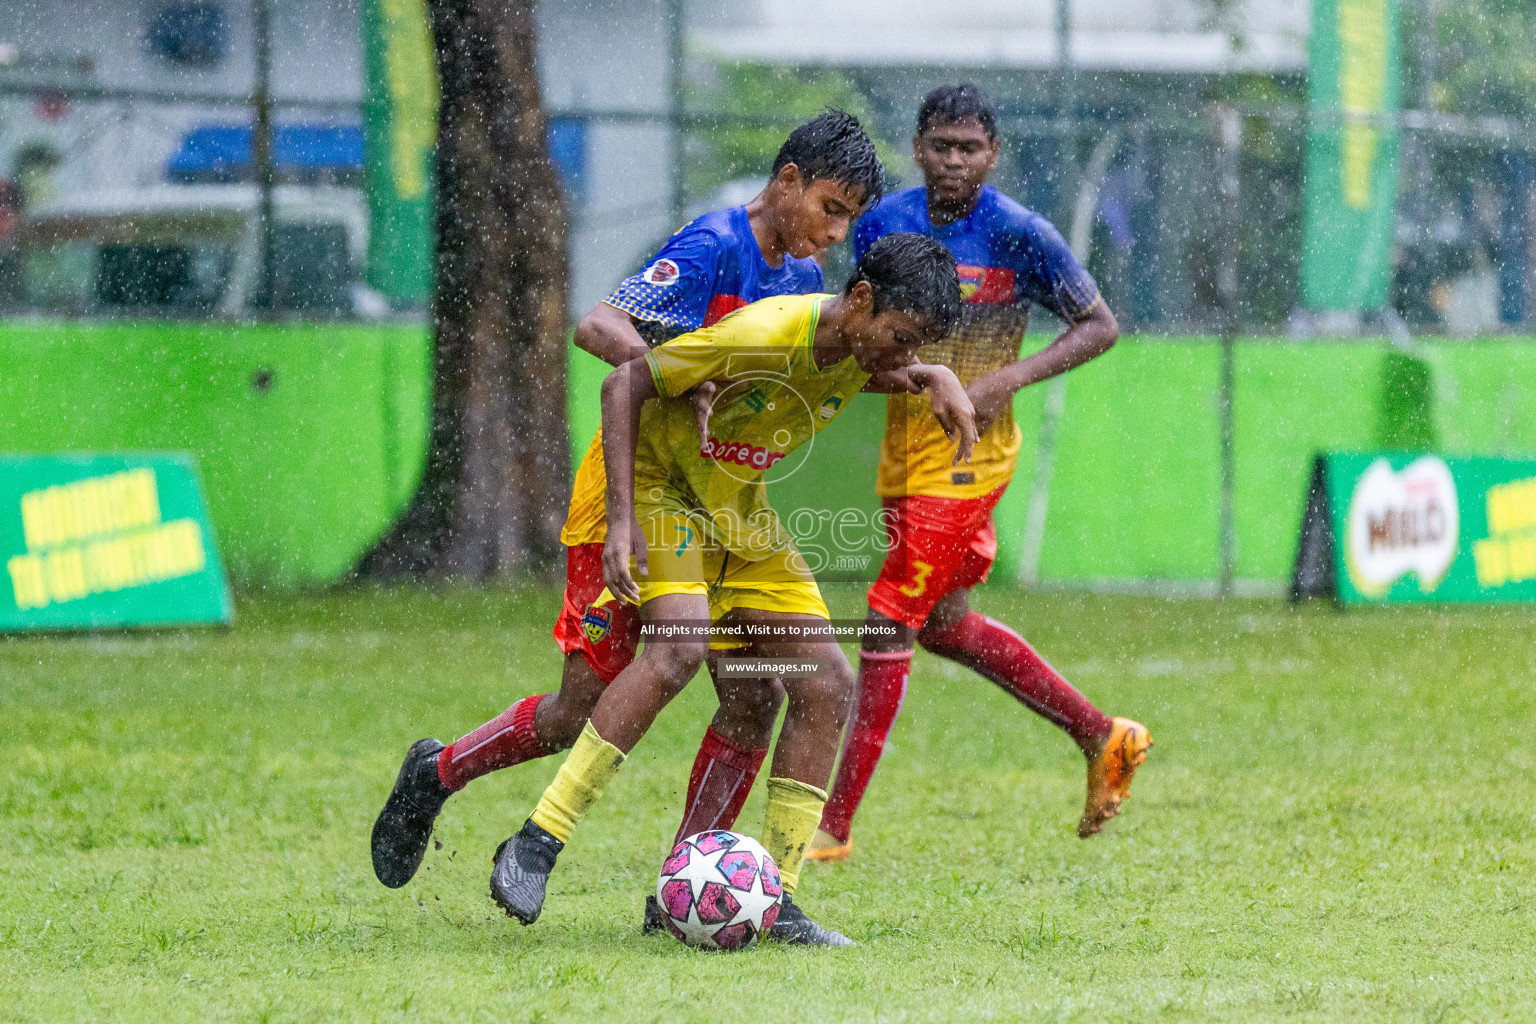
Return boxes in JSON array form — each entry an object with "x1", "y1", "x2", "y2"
[
  {"x1": 908, "y1": 363, "x2": 979, "y2": 463},
  {"x1": 575, "y1": 302, "x2": 651, "y2": 367},
  {"x1": 967, "y1": 302, "x2": 1118, "y2": 432},
  {"x1": 997, "y1": 301, "x2": 1118, "y2": 393},
  {"x1": 599, "y1": 358, "x2": 659, "y2": 601},
  {"x1": 861, "y1": 368, "x2": 924, "y2": 394}
]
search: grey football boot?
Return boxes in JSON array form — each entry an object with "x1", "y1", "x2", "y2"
[
  {"x1": 490, "y1": 819, "x2": 565, "y2": 924},
  {"x1": 766, "y1": 895, "x2": 854, "y2": 947}
]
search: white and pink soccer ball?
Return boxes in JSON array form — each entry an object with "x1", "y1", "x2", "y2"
[{"x1": 655, "y1": 830, "x2": 782, "y2": 950}]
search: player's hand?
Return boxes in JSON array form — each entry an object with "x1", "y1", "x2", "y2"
[
  {"x1": 602, "y1": 517, "x2": 648, "y2": 605},
  {"x1": 914, "y1": 365, "x2": 979, "y2": 465},
  {"x1": 689, "y1": 381, "x2": 718, "y2": 450},
  {"x1": 965, "y1": 371, "x2": 1016, "y2": 437}
]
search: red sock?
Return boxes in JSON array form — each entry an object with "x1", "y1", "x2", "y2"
[
  {"x1": 671, "y1": 726, "x2": 768, "y2": 846},
  {"x1": 819, "y1": 650, "x2": 912, "y2": 844},
  {"x1": 437, "y1": 694, "x2": 553, "y2": 792},
  {"x1": 921, "y1": 612, "x2": 1112, "y2": 753}
]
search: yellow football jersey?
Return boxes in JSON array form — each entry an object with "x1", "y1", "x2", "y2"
[
  {"x1": 875, "y1": 305, "x2": 1029, "y2": 499},
  {"x1": 635, "y1": 294, "x2": 869, "y2": 563}
]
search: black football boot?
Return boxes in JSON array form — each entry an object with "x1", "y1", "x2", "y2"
[
  {"x1": 641, "y1": 894, "x2": 667, "y2": 935},
  {"x1": 766, "y1": 895, "x2": 854, "y2": 947},
  {"x1": 490, "y1": 819, "x2": 565, "y2": 925},
  {"x1": 370, "y1": 739, "x2": 453, "y2": 888}
]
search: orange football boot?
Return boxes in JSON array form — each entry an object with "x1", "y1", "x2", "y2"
[
  {"x1": 1078, "y1": 717, "x2": 1152, "y2": 838},
  {"x1": 804, "y1": 828, "x2": 852, "y2": 863}
]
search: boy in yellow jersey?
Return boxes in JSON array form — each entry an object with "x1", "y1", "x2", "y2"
[
  {"x1": 370, "y1": 113, "x2": 881, "y2": 893},
  {"x1": 809, "y1": 84, "x2": 1152, "y2": 863},
  {"x1": 489, "y1": 234, "x2": 977, "y2": 945}
]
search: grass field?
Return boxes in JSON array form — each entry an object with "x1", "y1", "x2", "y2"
[{"x1": 2, "y1": 585, "x2": 1534, "y2": 1022}]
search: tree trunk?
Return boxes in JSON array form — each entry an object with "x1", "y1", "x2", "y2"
[{"x1": 362, "y1": 0, "x2": 570, "y2": 581}]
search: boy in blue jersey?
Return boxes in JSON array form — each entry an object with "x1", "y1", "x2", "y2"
[
  {"x1": 809, "y1": 84, "x2": 1152, "y2": 862},
  {"x1": 370, "y1": 113, "x2": 885, "y2": 920}
]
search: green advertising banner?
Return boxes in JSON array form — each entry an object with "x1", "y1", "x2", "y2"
[
  {"x1": 1292, "y1": 452, "x2": 1536, "y2": 604},
  {"x1": 360, "y1": 0, "x2": 438, "y2": 306},
  {"x1": 1, "y1": 454, "x2": 233, "y2": 630},
  {"x1": 1301, "y1": 0, "x2": 1402, "y2": 312}
]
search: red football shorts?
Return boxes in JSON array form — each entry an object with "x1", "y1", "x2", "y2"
[
  {"x1": 866, "y1": 487, "x2": 1007, "y2": 630},
  {"x1": 552, "y1": 542, "x2": 640, "y2": 683}
]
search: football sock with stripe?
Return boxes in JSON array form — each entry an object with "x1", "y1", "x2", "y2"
[
  {"x1": 672, "y1": 725, "x2": 769, "y2": 846},
  {"x1": 819, "y1": 649, "x2": 911, "y2": 844},
  {"x1": 437, "y1": 693, "x2": 554, "y2": 792},
  {"x1": 529, "y1": 721, "x2": 626, "y2": 844},
  {"x1": 762, "y1": 776, "x2": 828, "y2": 896},
  {"x1": 921, "y1": 612, "x2": 1113, "y2": 753}
]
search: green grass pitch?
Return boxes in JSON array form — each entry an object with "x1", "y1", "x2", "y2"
[{"x1": 2, "y1": 586, "x2": 1534, "y2": 1022}]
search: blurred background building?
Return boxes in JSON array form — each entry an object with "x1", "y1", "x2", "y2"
[{"x1": 2, "y1": 0, "x2": 1530, "y2": 329}]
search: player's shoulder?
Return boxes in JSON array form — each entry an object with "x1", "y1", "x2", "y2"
[
  {"x1": 977, "y1": 187, "x2": 1069, "y2": 250},
  {"x1": 860, "y1": 186, "x2": 929, "y2": 233}
]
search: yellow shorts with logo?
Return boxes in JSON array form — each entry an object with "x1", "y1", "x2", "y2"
[{"x1": 598, "y1": 512, "x2": 829, "y2": 649}]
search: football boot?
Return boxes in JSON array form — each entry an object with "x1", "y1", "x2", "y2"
[
  {"x1": 371, "y1": 739, "x2": 453, "y2": 888},
  {"x1": 490, "y1": 819, "x2": 564, "y2": 925},
  {"x1": 804, "y1": 828, "x2": 852, "y2": 864},
  {"x1": 1079, "y1": 717, "x2": 1153, "y2": 838},
  {"x1": 765, "y1": 895, "x2": 853, "y2": 947}
]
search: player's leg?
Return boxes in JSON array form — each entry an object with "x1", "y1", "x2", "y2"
[
  {"x1": 670, "y1": 654, "x2": 784, "y2": 843},
  {"x1": 491, "y1": 590, "x2": 710, "y2": 924},
  {"x1": 722, "y1": 599, "x2": 856, "y2": 946},
  {"x1": 811, "y1": 494, "x2": 972, "y2": 861},
  {"x1": 370, "y1": 543, "x2": 637, "y2": 888},
  {"x1": 915, "y1": 585, "x2": 1151, "y2": 837},
  {"x1": 810, "y1": 606, "x2": 919, "y2": 861}
]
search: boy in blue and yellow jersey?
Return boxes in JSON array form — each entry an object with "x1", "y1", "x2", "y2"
[
  {"x1": 371, "y1": 112, "x2": 883, "y2": 895},
  {"x1": 488, "y1": 234, "x2": 977, "y2": 946},
  {"x1": 810, "y1": 84, "x2": 1152, "y2": 863}
]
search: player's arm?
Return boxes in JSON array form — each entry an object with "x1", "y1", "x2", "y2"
[
  {"x1": 598, "y1": 356, "x2": 661, "y2": 604},
  {"x1": 574, "y1": 302, "x2": 650, "y2": 366},
  {"x1": 968, "y1": 300, "x2": 1118, "y2": 432},
  {"x1": 865, "y1": 364, "x2": 979, "y2": 463}
]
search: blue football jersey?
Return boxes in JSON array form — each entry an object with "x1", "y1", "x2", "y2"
[
  {"x1": 854, "y1": 185, "x2": 1105, "y2": 498},
  {"x1": 605, "y1": 205, "x2": 825, "y2": 345}
]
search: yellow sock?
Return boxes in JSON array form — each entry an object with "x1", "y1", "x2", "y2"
[
  {"x1": 529, "y1": 721, "x2": 626, "y2": 844},
  {"x1": 762, "y1": 776, "x2": 828, "y2": 896}
]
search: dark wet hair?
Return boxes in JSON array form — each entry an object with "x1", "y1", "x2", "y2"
[
  {"x1": 770, "y1": 109, "x2": 884, "y2": 209},
  {"x1": 917, "y1": 83, "x2": 999, "y2": 140},
  {"x1": 844, "y1": 232, "x2": 961, "y2": 336}
]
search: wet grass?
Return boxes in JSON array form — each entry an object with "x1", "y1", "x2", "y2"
[{"x1": 1, "y1": 586, "x2": 1533, "y2": 1022}]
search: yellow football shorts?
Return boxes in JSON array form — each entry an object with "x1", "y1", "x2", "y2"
[{"x1": 596, "y1": 512, "x2": 829, "y2": 648}]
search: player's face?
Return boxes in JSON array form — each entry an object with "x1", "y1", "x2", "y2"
[
  {"x1": 779, "y1": 171, "x2": 868, "y2": 259},
  {"x1": 913, "y1": 119, "x2": 999, "y2": 207},
  {"x1": 848, "y1": 309, "x2": 943, "y2": 373}
]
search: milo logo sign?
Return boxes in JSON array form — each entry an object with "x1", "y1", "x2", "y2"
[
  {"x1": 1293, "y1": 451, "x2": 1536, "y2": 605},
  {"x1": 1344, "y1": 456, "x2": 1458, "y2": 597}
]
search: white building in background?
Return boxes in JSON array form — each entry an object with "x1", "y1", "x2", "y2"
[
  {"x1": 691, "y1": 0, "x2": 1309, "y2": 75},
  {"x1": 1, "y1": 0, "x2": 1310, "y2": 318}
]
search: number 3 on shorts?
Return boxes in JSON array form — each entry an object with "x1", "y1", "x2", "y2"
[{"x1": 898, "y1": 560, "x2": 934, "y2": 598}]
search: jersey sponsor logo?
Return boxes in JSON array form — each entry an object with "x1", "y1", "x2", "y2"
[
  {"x1": 642, "y1": 258, "x2": 681, "y2": 286},
  {"x1": 818, "y1": 396, "x2": 843, "y2": 421},
  {"x1": 956, "y1": 264, "x2": 1016, "y2": 304},
  {"x1": 700, "y1": 437, "x2": 788, "y2": 470},
  {"x1": 581, "y1": 604, "x2": 612, "y2": 644},
  {"x1": 703, "y1": 293, "x2": 748, "y2": 326},
  {"x1": 951, "y1": 471, "x2": 976, "y2": 485}
]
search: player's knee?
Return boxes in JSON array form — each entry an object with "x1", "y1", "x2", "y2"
[
  {"x1": 788, "y1": 657, "x2": 855, "y2": 723},
  {"x1": 644, "y1": 640, "x2": 708, "y2": 695}
]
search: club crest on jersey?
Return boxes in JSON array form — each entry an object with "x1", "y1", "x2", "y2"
[
  {"x1": 642, "y1": 259, "x2": 681, "y2": 286},
  {"x1": 818, "y1": 396, "x2": 843, "y2": 421},
  {"x1": 581, "y1": 605, "x2": 612, "y2": 644}
]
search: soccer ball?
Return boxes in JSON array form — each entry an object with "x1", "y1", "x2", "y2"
[{"x1": 655, "y1": 830, "x2": 782, "y2": 950}]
